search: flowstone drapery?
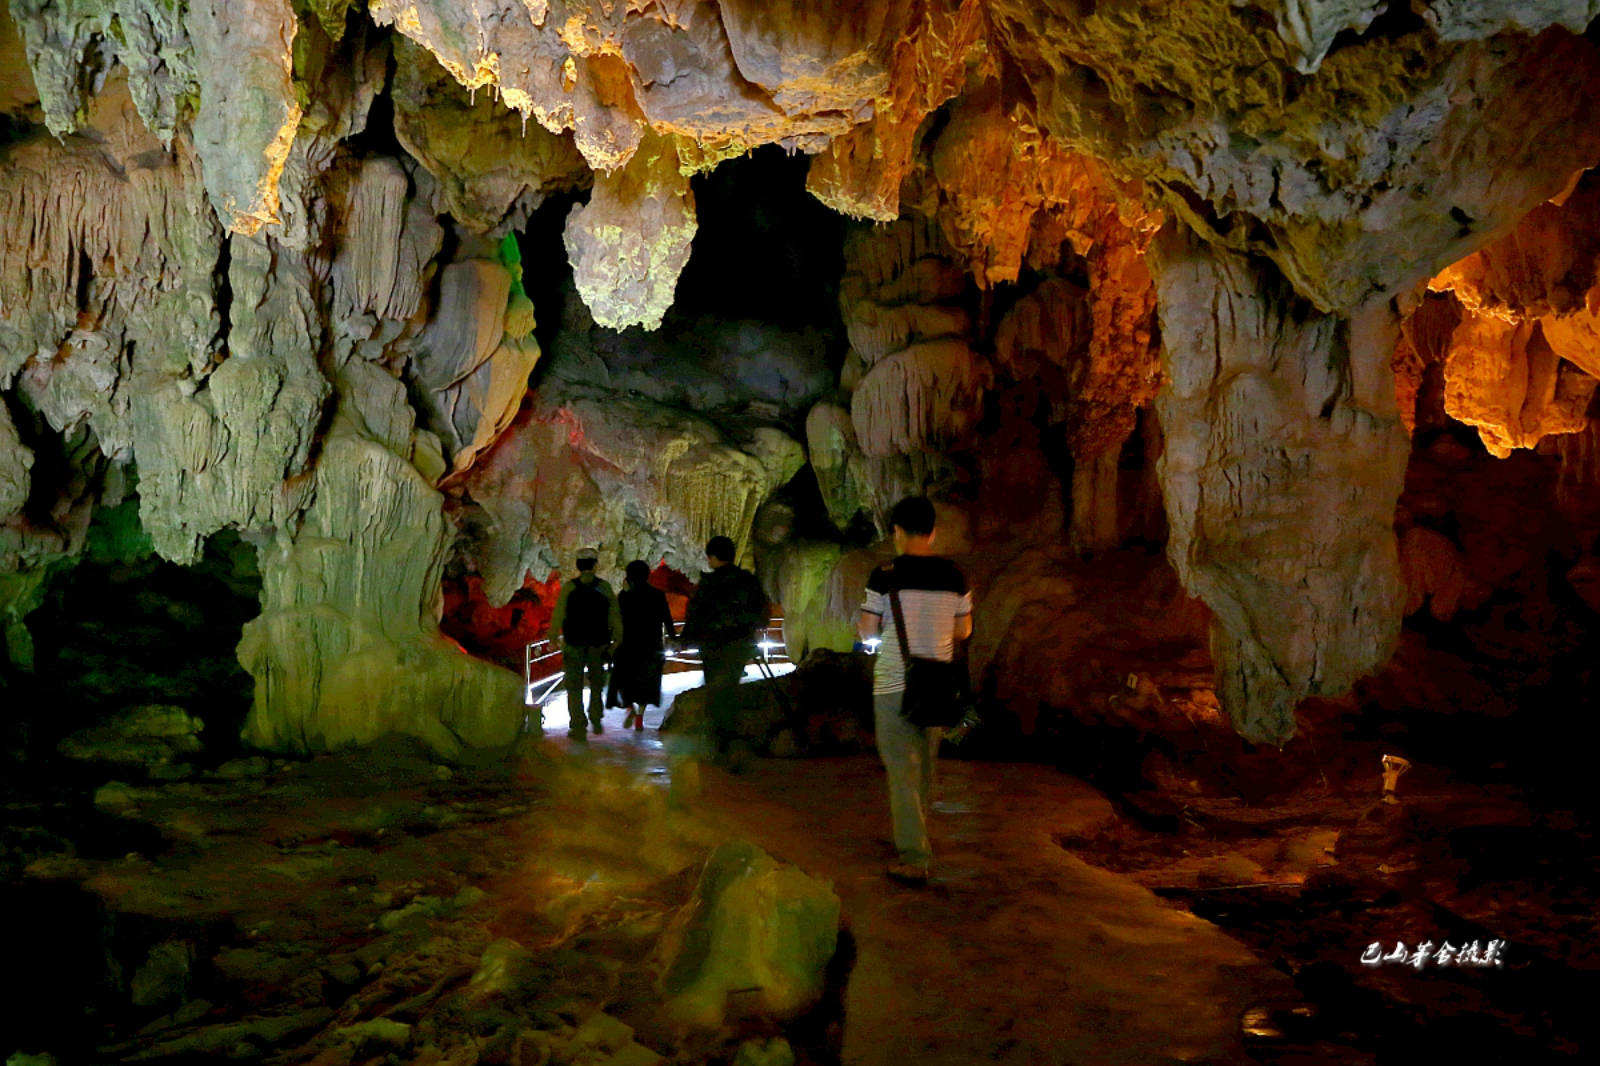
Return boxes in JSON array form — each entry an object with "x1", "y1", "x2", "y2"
[{"x1": 240, "y1": 426, "x2": 521, "y2": 758}]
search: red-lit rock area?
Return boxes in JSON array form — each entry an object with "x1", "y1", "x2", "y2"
[{"x1": 5, "y1": 1, "x2": 1600, "y2": 1062}]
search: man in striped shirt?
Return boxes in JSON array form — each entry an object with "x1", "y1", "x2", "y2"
[{"x1": 858, "y1": 496, "x2": 973, "y2": 885}]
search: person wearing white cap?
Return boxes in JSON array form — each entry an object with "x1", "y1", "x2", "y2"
[{"x1": 548, "y1": 547, "x2": 623, "y2": 740}]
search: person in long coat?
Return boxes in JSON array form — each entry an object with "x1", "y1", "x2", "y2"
[{"x1": 607, "y1": 560, "x2": 678, "y2": 729}]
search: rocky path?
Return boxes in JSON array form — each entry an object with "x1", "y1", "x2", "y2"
[{"x1": 572, "y1": 718, "x2": 1295, "y2": 1065}]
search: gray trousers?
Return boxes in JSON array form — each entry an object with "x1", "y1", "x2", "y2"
[
  {"x1": 874, "y1": 689, "x2": 941, "y2": 865},
  {"x1": 563, "y1": 644, "x2": 609, "y2": 729}
]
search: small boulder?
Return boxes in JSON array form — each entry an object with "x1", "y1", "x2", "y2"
[
  {"x1": 467, "y1": 939, "x2": 536, "y2": 999},
  {"x1": 570, "y1": 1011, "x2": 634, "y2": 1055},
  {"x1": 131, "y1": 940, "x2": 195, "y2": 1008},
  {"x1": 213, "y1": 756, "x2": 272, "y2": 780},
  {"x1": 58, "y1": 705, "x2": 204, "y2": 774},
  {"x1": 655, "y1": 843, "x2": 840, "y2": 1029},
  {"x1": 734, "y1": 1037, "x2": 796, "y2": 1066},
  {"x1": 333, "y1": 1017, "x2": 411, "y2": 1053},
  {"x1": 604, "y1": 1042, "x2": 666, "y2": 1066}
]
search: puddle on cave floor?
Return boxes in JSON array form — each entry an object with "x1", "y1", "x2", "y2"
[{"x1": 1057, "y1": 777, "x2": 1600, "y2": 1061}]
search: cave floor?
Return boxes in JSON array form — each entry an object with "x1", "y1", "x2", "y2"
[
  {"x1": 670, "y1": 748, "x2": 1296, "y2": 1065},
  {"x1": 508, "y1": 707, "x2": 1303, "y2": 1066},
  {"x1": 10, "y1": 703, "x2": 1312, "y2": 1066}
]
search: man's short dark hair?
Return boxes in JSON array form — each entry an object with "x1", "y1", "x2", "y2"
[
  {"x1": 890, "y1": 496, "x2": 936, "y2": 536},
  {"x1": 705, "y1": 535, "x2": 736, "y2": 563},
  {"x1": 576, "y1": 557, "x2": 597, "y2": 572}
]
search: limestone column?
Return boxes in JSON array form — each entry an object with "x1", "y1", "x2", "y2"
[
  {"x1": 1151, "y1": 224, "x2": 1410, "y2": 745},
  {"x1": 239, "y1": 423, "x2": 523, "y2": 758}
]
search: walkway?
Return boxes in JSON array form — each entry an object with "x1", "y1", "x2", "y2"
[{"x1": 555, "y1": 681, "x2": 1296, "y2": 1065}]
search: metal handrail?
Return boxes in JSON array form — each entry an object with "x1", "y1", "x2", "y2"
[
  {"x1": 525, "y1": 618, "x2": 789, "y2": 704},
  {"x1": 523, "y1": 638, "x2": 563, "y2": 708}
]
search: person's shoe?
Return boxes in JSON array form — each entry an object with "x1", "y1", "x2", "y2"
[
  {"x1": 568, "y1": 728, "x2": 588, "y2": 742},
  {"x1": 591, "y1": 719, "x2": 604, "y2": 735},
  {"x1": 886, "y1": 861, "x2": 929, "y2": 886},
  {"x1": 632, "y1": 710, "x2": 645, "y2": 731}
]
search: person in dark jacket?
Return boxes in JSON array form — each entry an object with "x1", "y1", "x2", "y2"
[
  {"x1": 607, "y1": 560, "x2": 677, "y2": 730},
  {"x1": 549, "y1": 547, "x2": 623, "y2": 740},
  {"x1": 680, "y1": 535, "x2": 768, "y2": 759}
]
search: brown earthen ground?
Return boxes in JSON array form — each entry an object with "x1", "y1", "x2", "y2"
[{"x1": 568, "y1": 717, "x2": 1296, "y2": 1065}]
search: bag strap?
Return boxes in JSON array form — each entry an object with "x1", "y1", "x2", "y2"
[{"x1": 885, "y1": 565, "x2": 913, "y2": 663}]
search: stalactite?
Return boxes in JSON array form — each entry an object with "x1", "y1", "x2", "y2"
[
  {"x1": 1555, "y1": 415, "x2": 1600, "y2": 511},
  {"x1": 184, "y1": 0, "x2": 303, "y2": 235},
  {"x1": 562, "y1": 133, "x2": 698, "y2": 332},
  {"x1": 330, "y1": 157, "x2": 444, "y2": 325},
  {"x1": 849, "y1": 340, "x2": 988, "y2": 458}
]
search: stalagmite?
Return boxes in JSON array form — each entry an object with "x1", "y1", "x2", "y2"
[
  {"x1": 1069, "y1": 451, "x2": 1121, "y2": 556},
  {"x1": 240, "y1": 426, "x2": 522, "y2": 758}
]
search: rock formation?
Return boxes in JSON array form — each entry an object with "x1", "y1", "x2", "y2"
[
  {"x1": 6, "y1": 0, "x2": 1600, "y2": 752},
  {"x1": 458, "y1": 384, "x2": 802, "y2": 606},
  {"x1": 239, "y1": 424, "x2": 522, "y2": 758}
]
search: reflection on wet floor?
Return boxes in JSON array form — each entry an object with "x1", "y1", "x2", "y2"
[{"x1": 532, "y1": 663, "x2": 793, "y2": 754}]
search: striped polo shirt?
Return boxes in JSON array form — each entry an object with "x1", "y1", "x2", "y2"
[{"x1": 861, "y1": 555, "x2": 972, "y2": 695}]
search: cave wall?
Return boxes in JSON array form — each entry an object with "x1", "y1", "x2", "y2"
[{"x1": 5, "y1": 1, "x2": 1600, "y2": 753}]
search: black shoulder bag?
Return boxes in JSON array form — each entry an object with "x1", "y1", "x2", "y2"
[{"x1": 886, "y1": 569, "x2": 970, "y2": 729}]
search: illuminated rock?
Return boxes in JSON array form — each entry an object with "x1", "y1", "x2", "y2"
[
  {"x1": 410, "y1": 258, "x2": 545, "y2": 476},
  {"x1": 0, "y1": 402, "x2": 29, "y2": 521},
  {"x1": 390, "y1": 37, "x2": 589, "y2": 235},
  {"x1": 563, "y1": 133, "x2": 697, "y2": 332},
  {"x1": 655, "y1": 841, "x2": 840, "y2": 1030},
  {"x1": 239, "y1": 427, "x2": 522, "y2": 758},
  {"x1": 459, "y1": 385, "x2": 801, "y2": 604},
  {"x1": 1443, "y1": 314, "x2": 1598, "y2": 457},
  {"x1": 185, "y1": 0, "x2": 303, "y2": 235}
]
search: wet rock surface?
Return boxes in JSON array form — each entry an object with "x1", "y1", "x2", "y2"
[{"x1": 1060, "y1": 731, "x2": 1600, "y2": 1062}]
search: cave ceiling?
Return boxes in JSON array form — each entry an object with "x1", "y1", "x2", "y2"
[{"x1": 4, "y1": 0, "x2": 1600, "y2": 751}]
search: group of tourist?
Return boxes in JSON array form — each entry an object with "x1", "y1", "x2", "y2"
[
  {"x1": 549, "y1": 496, "x2": 972, "y2": 886},
  {"x1": 547, "y1": 535, "x2": 766, "y2": 739}
]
